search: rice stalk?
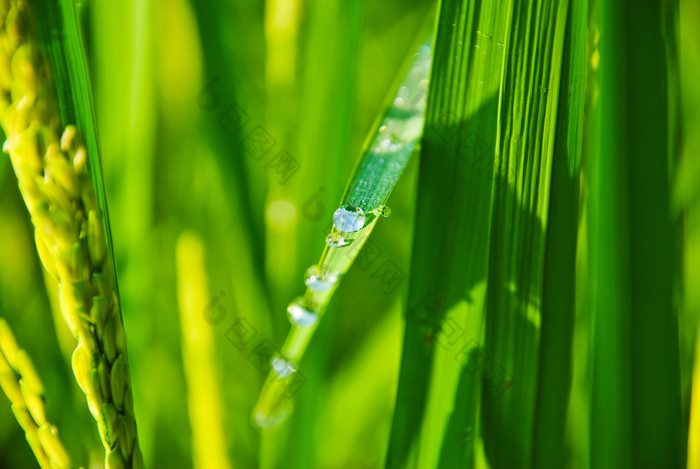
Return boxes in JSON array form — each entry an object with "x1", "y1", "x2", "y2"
[
  {"x1": 0, "y1": 1, "x2": 142, "y2": 467},
  {"x1": 175, "y1": 231, "x2": 232, "y2": 469},
  {"x1": 0, "y1": 318, "x2": 72, "y2": 469}
]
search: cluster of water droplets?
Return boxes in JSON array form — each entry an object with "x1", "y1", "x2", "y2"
[
  {"x1": 253, "y1": 204, "x2": 392, "y2": 430},
  {"x1": 284, "y1": 205, "x2": 391, "y2": 331}
]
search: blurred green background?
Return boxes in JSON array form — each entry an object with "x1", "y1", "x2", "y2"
[{"x1": 1, "y1": 0, "x2": 700, "y2": 468}]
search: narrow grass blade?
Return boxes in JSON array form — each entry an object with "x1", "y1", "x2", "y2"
[
  {"x1": 478, "y1": 0, "x2": 570, "y2": 467},
  {"x1": 388, "y1": 0, "x2": 580, "y2": 466},
  {"x1": 531, "y1": 0, "x2": 586, "y2": 467},
  {"x1": 387, "y1": 0, "x2": 510, "y2": 466},
  {"x1": 625, "y1": 2, "x2": 683, "y2": 463},
  {"x1": 436, "y1": 356, "x2": 480, "y2": 469},
  {"x1": 270, "y1": 1, "x2": 365, "y2": 467},
  {"x1": 190, "y1": 0, "x2": 268, "y2": 283},
  {"x1": 340, "y1": 46, "x2": 429, "y2": 213},
  {"x1": 588, "y1": 0, "x2": 683, "y2": 466},
  {"x1": 252, "y1": 30, "x2": 434, "y2": 430},
  {"x1": 175, "y1": 232, "x2": 232, "y2": 469},
  {"x1": 585, "y1": 4, "x2": 633, "y2": 466}
]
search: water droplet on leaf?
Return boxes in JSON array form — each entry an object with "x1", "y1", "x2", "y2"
[
  {"x1": 326, "y1": 232, "x2": 350, "y2": 248},
  {"x1": 287, "y1": 298, "x2": 319, "y2": 326},
  {"x1": 371, "y1": 205, "x2": 391, "y2": 217},
  {"x1": 271, "y1": 357, "x2": 296, "y2": 379},
  {"x1": 253, "y1": 408, "x2": 290, "y2": 430},
  {"x1": 304, "y1": 265, "x2": 338, "y2": 292},
  {"x1": 333, "y1": 206, "x2": 366, "y2": 232}
]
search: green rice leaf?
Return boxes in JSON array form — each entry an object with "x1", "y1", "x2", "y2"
[
  {"x1": 531, "y1": 0, "x2": 586, "y2": 466},
  {"x1": 588, "y1": 0, "x2": 683, "y2": 466},
  {"x1": 386, "y1": 0, "x2": 510, "y2": 466}
]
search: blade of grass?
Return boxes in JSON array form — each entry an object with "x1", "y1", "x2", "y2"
[
  {"x1": 586, "y1": 2, "x2": 633, "y2": 463},
  {"x1": 253, "y1": 26, "x2": 434, "y2": 430},
  {"x1": 588, "y1": 0, "x2": 683, "y2": 466},
  {"x1": 272, "y1": 1, "x2": 365, "y2": 467},
  {"x1": 386, "y1": 0, "x2": 510, "y2": 466},
  {"x1": 479, "y1": 0, "x2": 570, "y2": 467},
  {"x1": 620, "y1": 0, "x2": 682, "y2": 465},
  {"x1": 175, "y1": 232, "x2": 231, "y2": 469},
  {"x1": 390, "y1": 0, "x2": 576, "y2": 466},
  {"x1": 189, "y1": 0, "x2": 268, "y2": 289},
  {"x1": 531, "y1": 0, "x2": 586, "y2": 467}
]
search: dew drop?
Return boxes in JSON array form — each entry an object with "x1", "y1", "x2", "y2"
[
  {"x1": 271, "y1": 356, "x2": 296, "y2": 379},
  {"x1": 326, "y1": 232, "x2": 350, "y2": 248},
  {"x1": 379, "y1": 125, "x2": 388, "y2": 133},
  {"x1": 287, "y1": 298, "x2": 319, "y2": 326},
  {"x1": 371, "y1": 205, "x2": 391, "y2": 217},
  {"x1": 410, "y1": 65, "x2": 425, "y2": 76},
  {"x1": 254, "y1": 408, "x2": 289, "y2": 430},
  {"x1": 304, "y1": 265, "x2": 338, "y2": 292},
  {"x1": 333, "y1": 206, "x2": 366, "y2": 232},
  {"x1": 394, "y1": 96, "x2": 406, "y2": 107}
]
